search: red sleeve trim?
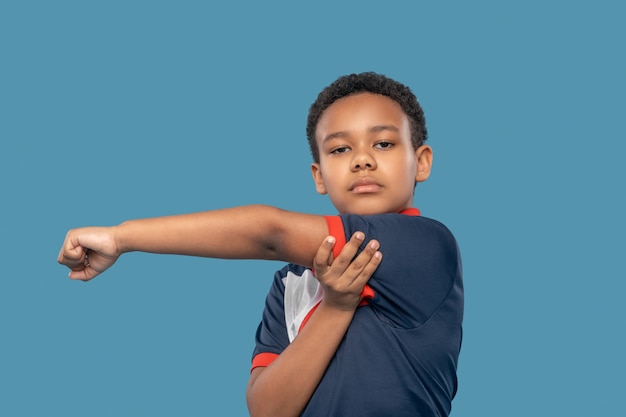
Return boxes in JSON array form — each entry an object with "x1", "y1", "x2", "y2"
[
  {"x1": 324, "y1": 215, "x2": 346, "y2": 259},
  {"x1": 250, "y1": 352, "x2": 279, "y2": 372},
  {"x1": 324, "y1": 215, "x2": 376, "y2": 305},
  {"x1": 299, "y1": 300, "x2": 322, "y2": 333},
  {"x1": 400, "y1": 207, "x2": 421, "y2": 216},
  {"x1": 358, "y1": 284, "x2": 375, "y2": 306}
]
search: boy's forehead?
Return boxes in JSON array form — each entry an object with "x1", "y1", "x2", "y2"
[{"x1": 315, "y1": 92, "x2": 410, "y2": 141}]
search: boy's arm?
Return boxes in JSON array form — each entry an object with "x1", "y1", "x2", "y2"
[
  {"x1": 246, "y1": 232, "x2": 382, "y2": 417},
  {"x1": 58, "y1": 205, "x2": 329, "y2": 281}
]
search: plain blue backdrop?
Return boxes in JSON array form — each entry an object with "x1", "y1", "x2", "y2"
[{"x1": 1, "y1": 1, "x2": 624, "y2": 416}]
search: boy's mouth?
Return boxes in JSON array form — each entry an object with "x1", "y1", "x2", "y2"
[{"x1": 350, "y1": 177, "x2": 382, "y2": 194}]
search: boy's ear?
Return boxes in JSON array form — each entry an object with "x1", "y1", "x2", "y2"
[
  {"x1": 311, "y1": 163, "x2": 328, "y2": 194},
  {"x1": 415, "y1": 145, "x2": 433, "y2": 183}
]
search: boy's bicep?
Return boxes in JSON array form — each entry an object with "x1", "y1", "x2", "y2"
[{"x1": 272, "y1": 211, "x2": 330, "y2": 268}]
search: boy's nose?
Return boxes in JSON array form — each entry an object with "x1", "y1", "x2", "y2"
[{"x1": 351, "y1": 150, "x2": 377, "y2": 171}]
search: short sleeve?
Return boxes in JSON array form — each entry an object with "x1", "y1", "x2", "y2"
[
  {"x1": 325, "y1": 213, "x2": 462, "y2": 329},
  {"x1": 250, "y1": 265, "x2": 291, "y2": 371}
]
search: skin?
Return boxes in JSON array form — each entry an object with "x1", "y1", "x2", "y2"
[
  {"x1": 57, "y1": 92, "x2": 433, "y2": 417},
  {"x1": 312, "y1": 92, "x2": 432, "y2": 216}
]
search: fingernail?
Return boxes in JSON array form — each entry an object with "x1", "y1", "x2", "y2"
[
  {"x1": 326, "y1": 236, "x2": 336, "y2": 244},
  {"x1": 355, "y1": 232, "x2": 364, "y2": 240}
]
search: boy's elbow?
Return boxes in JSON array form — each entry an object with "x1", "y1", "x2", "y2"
[
  {"x1": 247, "y1": 398, "x2": 298, "y2": 417},
  {"x1": 246, "y1": 386, "x2": 274, "y2": 417},
  {"x1": 246, "y1": 368, "x2": 301, "y2": 417},
  {"x1": 245, "y1": 204, "x2": 326, "y2": 265}
]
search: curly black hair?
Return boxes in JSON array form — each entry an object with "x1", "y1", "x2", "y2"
[{"x1": 306, "y1": 72, "x2": 428, "y2": 163}]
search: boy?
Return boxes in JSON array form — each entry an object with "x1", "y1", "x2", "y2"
[{"x1": 58, "y1": 72, "x2": 463, "y2": 416}]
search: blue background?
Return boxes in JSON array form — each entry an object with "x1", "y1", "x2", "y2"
[{"x1": 2, "y1": 1, "x2": 624, "y2": 416}]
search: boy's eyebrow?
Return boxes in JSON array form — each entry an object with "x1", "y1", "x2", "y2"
[
  {"x1": 369, "y1": 125, "x2": 400, "y2": 134},
  {"x1": 322, "y1": 125, "x2": 400, "y2": 143}
]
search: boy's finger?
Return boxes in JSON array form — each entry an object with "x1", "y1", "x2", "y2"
[
  {"x1": 351, "y1": 248, "x2": 382, "y2": 288},
  {"x1": 68, "y1": 268, "x2": 95, "y2": 281},
  {"x1": 312, "y1": 236, "x2": 336, "y2": 274},
  {"x1": 331, "y1": 232, "x2": 365, "y2": 271},
  {"x1": 344, "y1": 239, "x2": 380, "y2": 280},
  {"x1": 57, "y1": 244, "x2": 85, "y2": 269}
]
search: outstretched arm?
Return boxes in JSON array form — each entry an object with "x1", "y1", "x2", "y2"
[
  {"x1": 57, "y1": 205, "x2": 329, "y2": 281},
  {"x1": 246, "y1": 232, "x2": 382, "y2": 417}
]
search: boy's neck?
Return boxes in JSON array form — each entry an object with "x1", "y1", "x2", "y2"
[{"x1": 340, "y1": 207, "x2": 420, "y2": 216}]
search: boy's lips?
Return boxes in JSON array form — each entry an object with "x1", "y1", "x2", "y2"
[{"x1": 349, "y1": 177, "x2": 382, "y2": 193}]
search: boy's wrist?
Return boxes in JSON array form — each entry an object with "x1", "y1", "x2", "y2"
[
  {"x1": 113, "y1": 221, "x2": 131, "y2": 254},
  {"x1": 318, "y1": 299, "x2": 359, "y2": 315}
]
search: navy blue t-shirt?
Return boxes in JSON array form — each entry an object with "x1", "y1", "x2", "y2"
[{"x1": 252, "y1": 210, "x2": 464, "y2": 416}]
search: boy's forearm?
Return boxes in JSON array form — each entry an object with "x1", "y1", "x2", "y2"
[
  {"x1": 115, "y1": 205, "x2": 274, "y2": 257},
  {"x1": 114, "y1": 205, "x2": 328, "y2": 266},
  {"x1": 246, "y1": 302, "x2": 355, "y2": 417}
]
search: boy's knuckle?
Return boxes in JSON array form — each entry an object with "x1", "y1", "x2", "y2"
[{"x1": 351, "y1": 261, "x2": 364, "y2": 270}]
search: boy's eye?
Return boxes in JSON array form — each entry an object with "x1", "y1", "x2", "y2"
[
  {"x1": 330, "y1": 146, "x2": 350, "y2": 154},
  {"x1": 374, "y1": 141, "x2": 394, "y2": 149}
]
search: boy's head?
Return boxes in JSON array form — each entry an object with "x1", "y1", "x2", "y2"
[
  {"x1": 307, "y1": 72, "x2": 428, "y2": 163},
  {"x1": 308, "y1": 73, "x2": 433, "y2": 215}
]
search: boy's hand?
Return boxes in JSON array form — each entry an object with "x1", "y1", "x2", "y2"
[
  {"x1": 312, "y1": 232, "x2": 381, "y2": 311},
  {"x1": 57, "y1": 227, "x2": 121, "y2": 281}
]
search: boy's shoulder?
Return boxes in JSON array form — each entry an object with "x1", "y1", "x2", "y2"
[
  {"x1": 338, "y1": 211, "x2": 457, "y2": 241},
  {"x1": 329, "y1": 211, "x2": 460, "y2": 263}
]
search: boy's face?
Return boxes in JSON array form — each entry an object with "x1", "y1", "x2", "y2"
[{"x1": 311, "y1": 92, "x2": 432, "y2": 215}]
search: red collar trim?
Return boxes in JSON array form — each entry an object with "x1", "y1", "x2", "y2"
[{"x1": 399, "y1": 208, "x2": 420, "y2": 216}]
